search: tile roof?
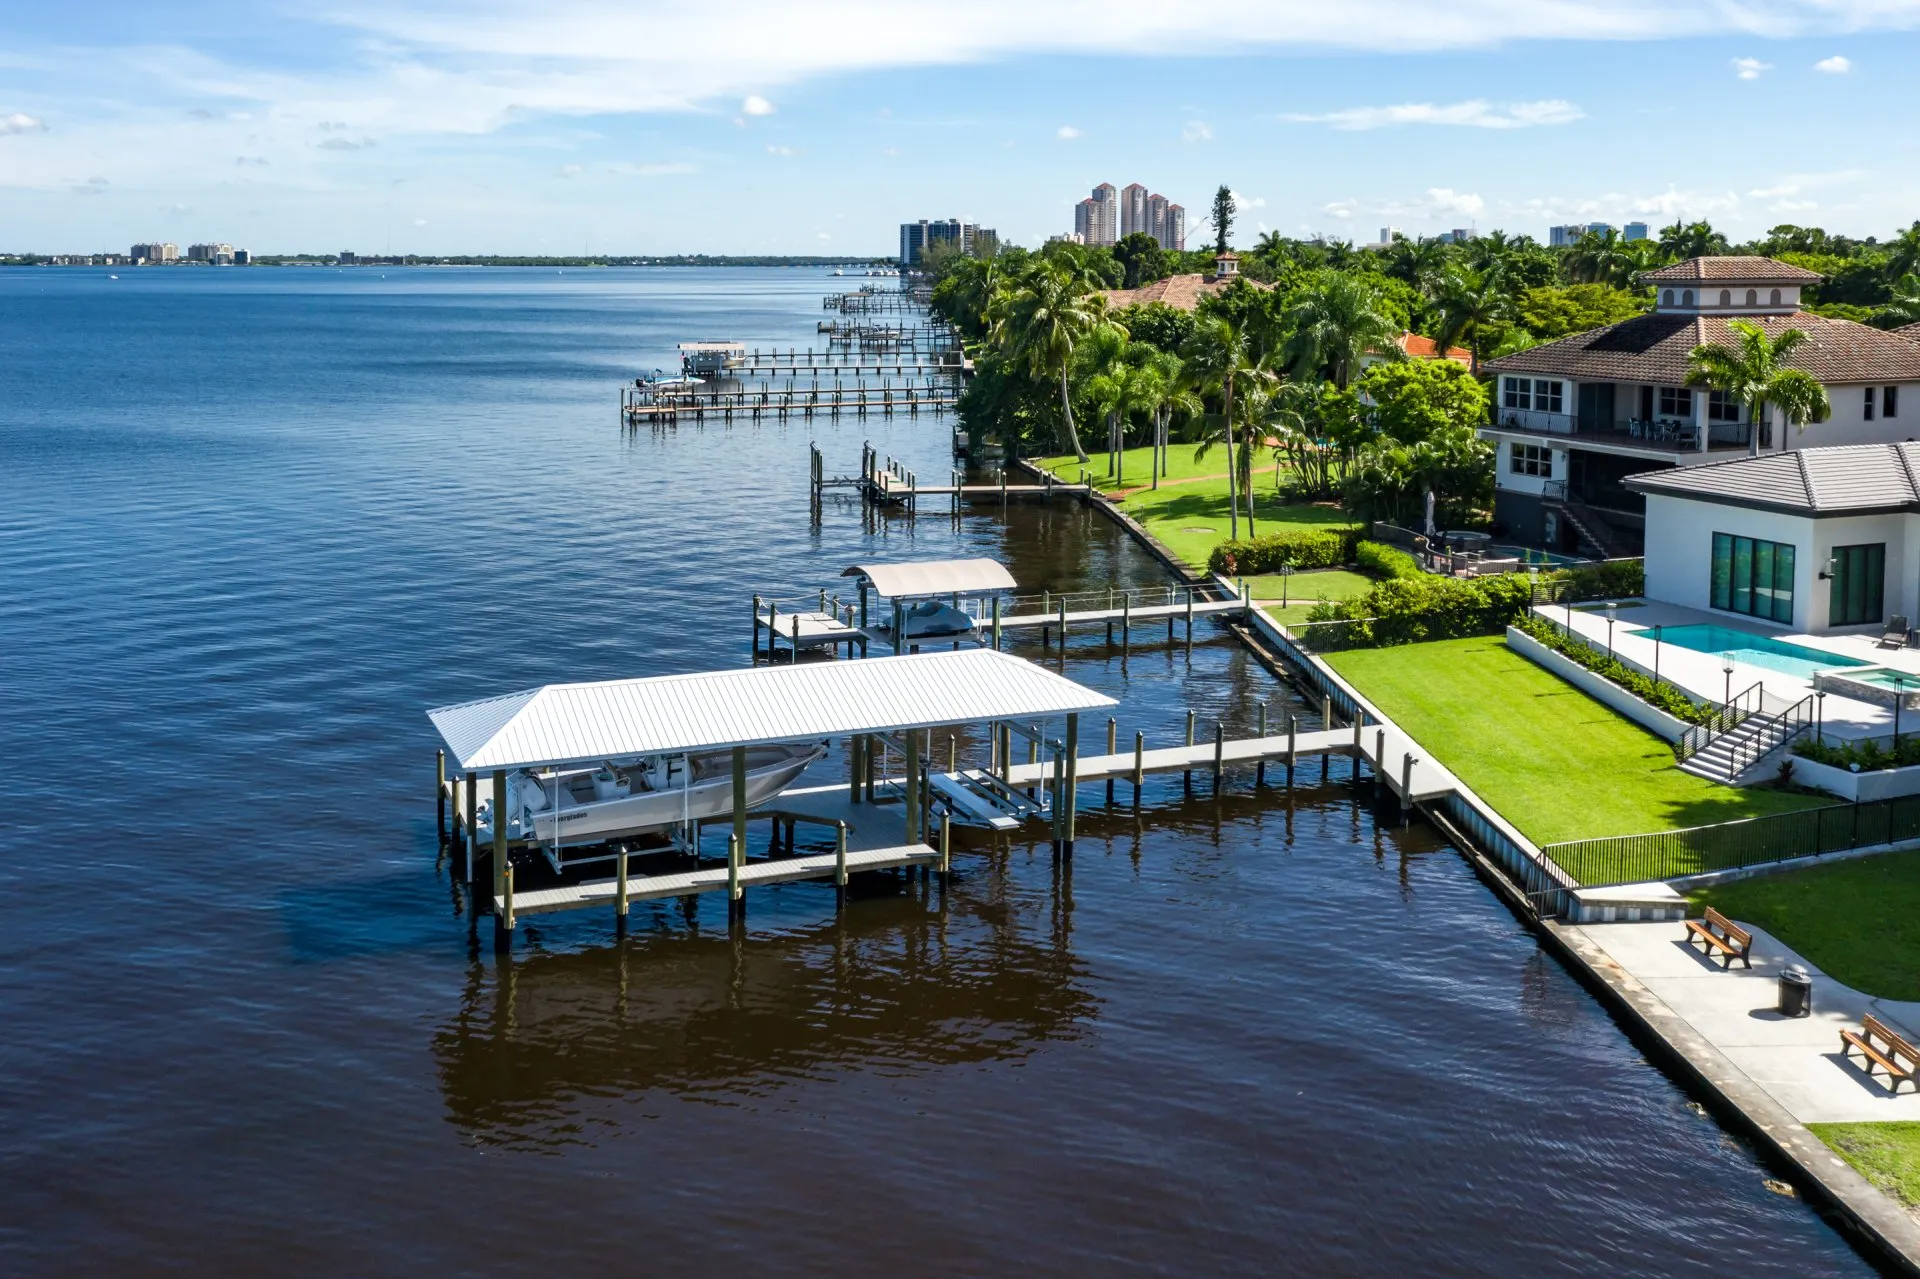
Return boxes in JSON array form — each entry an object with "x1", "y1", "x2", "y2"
[
  {"x1": 1624, "y1": 442, "x2": 1920, "y2": 515},
  {"x1": 1101, "y1": 272, "x2": 1271, "y2": 312},
  {"x1": 1894, "y1": 321, "x2": 1920, "y2": 344},
  {"x1": 1639, "y1": 256, "x2": 1824, "y2": 284},
  {"x1": 1397, "y1": 332, "x2": 1473, "y2": 364},
  {"x1": 1483, "y1": 311, "x2": 1920, "y2": 385}
]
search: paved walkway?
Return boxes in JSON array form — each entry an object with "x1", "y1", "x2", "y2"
[{"x1": 1576, "y1": 919, "x2": 1920, "y2": 1124}]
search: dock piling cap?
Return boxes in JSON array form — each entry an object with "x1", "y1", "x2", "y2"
[
  {"x1": 426, "y1": 647, "x2": 1111, "y2": 775},
  {"x1": 842, "y1": 558, "x2": 1016, "y2": 599}
]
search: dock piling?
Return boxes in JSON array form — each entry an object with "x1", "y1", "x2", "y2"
[
  {"x1": 491, "y1": 770, "x2": 507, "y2": 906},
  {"x1": 435, "y1": 749, "x2": 446, "y2": 847},
  {"x1": 1400, "y1": 754, "x2": 1416, "y2": 819},
  {"x1": 616, "y1": 846, "x2": 630, "y2": 933},
  {"x1": 464, "y1": 771, "x2": 477, "y2": 885},
  {"x1": 1287, "y1": 715, "x2": 1298, "y2": 785},
  {"x1": 1063, "y1": 713, "x2": 1079, "y2": 855},
  {"x1": 1184, "y1": 709, "x2": 1196, "y2": 789},
  {"x1": 1133, "y1": 731, "x2": 1145, "y2": 796},
  {"x1": 1212, "y1": 721, "x2": 1224, "y2": 793},
  {"x1": 1256, "y1": 703, "x2": 1268, "y2": 786},
  {"x1": 1106, "y1": 718, "x2": 1117, "y2": 804},
  {"x1": 940, "y1": 812, "x2": 952, "y2": 876}
]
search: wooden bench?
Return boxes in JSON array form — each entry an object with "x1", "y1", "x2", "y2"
[
  {"x1": 1683, "y1": 907, "x2": 1753, "y2": 969},
  {"x1": 1841, "y1": 1014, "x2": 1920, "y2": 1094}
]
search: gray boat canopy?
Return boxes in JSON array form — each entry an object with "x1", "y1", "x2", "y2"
[
  {"x1": 841, "y1": 558, "x2": 1016, "y2": 600},
  {"x1": 428, "y1": 648, "x2": 1114, "y2": 774}
]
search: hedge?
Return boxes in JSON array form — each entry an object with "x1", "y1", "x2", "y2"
[
  {"x1": 1306, "y1": 573, "x2": 1535, "y2": 646},
  {"x1": 1209, "y1": 527, "x2": 1363, "y2": 576},
  {"x1": 1553, "y1": 558, "x2": 1644, "y2": 602},
  {"x1": 1354, "y1": 540, "x2": 1421, "y2": 581},
  {"x1": 1512, "y1": 614, "x2": 1715, "y2": 725}
]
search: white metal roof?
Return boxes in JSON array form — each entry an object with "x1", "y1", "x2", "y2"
[
  {"x1": 428, "y1": 648, "x2": 1115, "y2": 773},
  {"x1": 841, "y1": 558, "x2": 1017, "y2": 598}
]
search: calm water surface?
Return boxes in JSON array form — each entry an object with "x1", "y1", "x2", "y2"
[{"x1": 0, "y1": 268, "x2": 1879, "y2": 1275}]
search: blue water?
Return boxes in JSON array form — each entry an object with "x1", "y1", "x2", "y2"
[
  {"x1": 0, "y1": 267, "x2": 1878, "y2": 1276},
  {"x1": 1635, "y1": 623, "x2": 1871, "y2": 679}
]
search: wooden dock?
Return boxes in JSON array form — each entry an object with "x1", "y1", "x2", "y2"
[{"x1": 625, "y1": 383, "x2": 956, "y2": 424}]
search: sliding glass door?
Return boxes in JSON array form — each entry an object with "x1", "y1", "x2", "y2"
[
  {"x1": 1711, "y1": 533, "x2": 1795, "y2": 623},
  {"x1": 1829, "y1": 543, "x2": 1886, "y2": 627}
]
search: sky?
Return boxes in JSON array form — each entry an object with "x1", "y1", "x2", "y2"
[{"x1": 6, "y1": 0, "x2": 1920, "y2": 255}]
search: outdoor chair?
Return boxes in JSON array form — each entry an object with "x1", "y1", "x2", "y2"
[{"x1": 1881, "y1": 615, "x2": 1911, "y2": 648}]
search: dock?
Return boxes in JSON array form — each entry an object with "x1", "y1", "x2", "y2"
[{"x1": 809, "y1": 443, "x2": 1100, "y2": 511}]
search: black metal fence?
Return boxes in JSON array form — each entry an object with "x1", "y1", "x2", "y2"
[{"x1": 1542, "y1": 796, "x2": 1920, "y2": 888}]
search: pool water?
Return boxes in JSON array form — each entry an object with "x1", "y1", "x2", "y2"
[
  {"x1": 1487, "y1": 543, "x2": 1584, "y2": 567},
  {"x1": 1846, "y1": 667, "x2": 1920, "y2": 688},
  {"x1": 1631, "y1": 623, "x2": 1870, "y2": 679}
]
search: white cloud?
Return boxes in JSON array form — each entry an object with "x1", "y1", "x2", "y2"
[
  {"x1": 1815, "y1": 54, "x2": 1852, "y2": 73},
  {"x1": 1056, "y1": 124, "x2": 1081, "y2": 139},
  {"x1": 0, "y1": 112, "x2": 46, "y2": 136},
  {"x1": 1323, "y1": 199, "x2": 1357, "y2": 220},
  {"x1": 741, "y1": 94, "x2": 775, "y2": 116},
  {"x1": 1426, "y1": 187, "x2": 1484, "y2": 217},
  {"x1": 319, "y1": 135, "x2": 376, "y2": 150},
  {"x1": 1282, "y1": 99, "x2": 1582, "y2": 130},
  {"x1": 1182, "y1": 120, "x2": 1212, "y2": 142},
  {"x1": 765, "y1": 143, "x2": 796, "y2": 155},
  {"x1": 1231, "y1": 191, "x2": 1265, "y2": 212},
  {"x1": 1732, "y1": 56, "x2": 1773, "y2": 79}
]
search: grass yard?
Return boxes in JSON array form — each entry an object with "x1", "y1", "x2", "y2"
[
  {"x1": 1807, "y1": 1123, "x2": 1920, "y2": 1210},
  {"x1": 1119, "y1": 476, "x2": 1353, "y2": 571},
  {"x1": 1251, "y1": 569, "x2": 1374, "y2": 625},
  {"x1": 1326, "y1": 635, "x2": 1826, "y2": 849},
  {"x1": 1690, "y1": 852, "x2": 1920, "y2": 1000},
  {"x1": 1034, "y1": 445, "x2": 1247, "y2": 492}
]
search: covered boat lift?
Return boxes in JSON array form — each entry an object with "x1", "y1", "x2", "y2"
[{"x1": 429, "y1": 648, "x2": 1116, "y2": 947}]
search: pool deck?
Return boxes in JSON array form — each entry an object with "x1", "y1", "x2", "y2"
[{"x1": 1552, "y1": 601, "x2": 1920, "y2": 742}]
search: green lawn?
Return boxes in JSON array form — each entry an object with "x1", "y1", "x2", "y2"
[
  {"x1": 1250, "y1": 569, "x2": 1374, "y2": 625},
  {"x1": 1691, "y1": 853, "x2": 1920, "y2": 1000},
  {"x1": 1034, "y1": 445, "x2": 1273, "y2": 493},
  {"x1": 1326, "y1": 636, "x2": 1826, "y2": 849},
  {"x1": 1808, "y1": 1123, "x2": 1920, "y2": 1210}
]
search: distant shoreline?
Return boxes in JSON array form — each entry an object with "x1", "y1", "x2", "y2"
[{"x1": 1, "y1": 255, "x2": 895, "y2": 270}]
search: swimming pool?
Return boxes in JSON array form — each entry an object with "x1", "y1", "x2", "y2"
[
  {"x1": 1630, "y1": 623, "x2": 1870, "y2": 680},
  {"x1": 1487, "y1": 544, "x2": 1584, "y2": 567}
]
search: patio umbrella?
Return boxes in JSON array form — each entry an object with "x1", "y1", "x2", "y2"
[{"x1": 1423, "y1": 487, "x2": 1437, "y2": 538}]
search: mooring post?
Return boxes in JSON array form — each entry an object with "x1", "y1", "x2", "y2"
[
  {"x1": 498, "y1": 860, "x2": 515, "y2": 949},
  {"x1": 940, "y1": 811, "x2": 952, "y2": 877},
  {"x1": 1213, "y1": 721, "x2": 1224, "y2": 793},
  {"x1": 1184, "y1": 708, "x2": 1196, "y2": 789},
  {"x1": 1257, "y1": 702, "x2": 1268, "y2": 786},
  {"x1": 1287, "y1": 714, "x2": 1298, "y2": 785},
  {"x1": 1185, "y1": 587, "x2": 1194, "y2": 648},
  {"x1": 464, "y1": 771, "x2": 477, "y2": 885},
  {"x1": 1400, "y1": 753, "x2": 1416, "y2": 818},
  {"x1": 1121, "y1": 592, "x2": 1131, "y2": 655},
  {"x1": 1106, "y1": 588, "x2": 1115, "y2": 647},
  {"x1": 766, "y1": 600, "x2": 778, "y2": 661},
  {"x1": 731, "y1": 746, "x2": 748, "y2": 912},
  {"x1": 436, "y1": 749, "x2": 447, "y2": 847},
  {"x1": 751, "y1": 593, "x2": 762, "y2": 656},
  {"x1": 491, "y1": 769, "x2": 508, "y2": 907},
  {"x1": 991, "y1": 596, "x2": 1002, "y2": 650},
  {"x1": 849, "y1": 735, "x2": 862, "y2": 803},
  {"x1": 616, "y1": 846, "x2": 630, "y2": 934},
  {"x1": 790, "y1": 614, "x2": 800, "y2": 660},
  {"x1": 835, "y1": 822, "x2": 849, "y2": 891},
  {"x1": 1322, "y1": 695, "x2": 1332, "y2": 732},
  {"x1": 1351, "y1": 719, "x2": 1364, "y2": 785},
  {"x1": 1375, "y1": 729, "x2": 1386, "y2": 790},
  {"x1": 949, "y1": 733, "x2": 957, "y2": 773},
  {"x1": 1133, "y1": 730, "x2": 1145, "y2": 796},
  {"x1": 904, "y1": 729, "x2": 920, "y2": 845},
  {"x1": 1106, "y1": 717, "x2": 1117, "y2": 804},
  {"x1": 1057, "y1": 596, "x2": 1067, "y2": 652}
]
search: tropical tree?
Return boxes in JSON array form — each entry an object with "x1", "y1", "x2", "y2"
[
  {"x1": 1885, "y1": 221, "x2": 1920, "y2": 282},
  {"x1": 1355, "y1": 358, "x2": 1490, "y2": 445},
  {"x1": 1112, "y1": 232, "x2": 1170, "y2": 290},
  {"x1": 1874, "y1": 273, "x2": 1920, "y2": 328},
  {"x1": 1211, "y1": 185, "x2": 1235, "y2": 255},
  {"x1": 1563, "y1": 228, "x2": 1644, "y2": 289},
  {"x1": 1685, "y1": 320, "x2": 1831, "y2": 456},
  {"x1": 1140, "y1": 350, "x2": 1200, "y2": 489},
  {"x1": 1282, "y1": 272, "x2": 1403, "y2": 388},
  {"x1": 1383, "y1": 235, "x2": 1451, "y2": 298},
  {"x1": 1087, "y1": 355, "x2": 1164, "y2": 486},
  {"x1": 1659, "y1": 219, "x2": 1729, "y2": 262},
  {"x1": 1430, "y1": 267, "x2": 1514, "y2": 375},
  {"x1": 1180, "y1": 313, "x2": 1268, "y2": 538},
  {"x1": 989, "y1": 263, "x2": 1108, "y2": 461}
]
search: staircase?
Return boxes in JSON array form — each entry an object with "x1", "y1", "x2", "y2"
[
  {"x1": 1544, "y1": 493, "x2": 1635, "y2": 561},
  {"x1": 1676, "y1": 692, "x2": 1817, "y2": 784}
]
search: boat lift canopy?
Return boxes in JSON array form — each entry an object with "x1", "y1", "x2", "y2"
[
  {"x1": 841, "y1": 558, "x2": 1016, "y2": 600},
  {"x1": 427, "y1": 648, "x2": 1114, "y2": 774}
]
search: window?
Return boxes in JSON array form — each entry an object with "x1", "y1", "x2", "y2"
[
  {"x1": 1662, "y1": 289, "x2": 1675, "y2": 306},
  {"x1": 1658, "y1": 386, "x2": 1692, "y2": 417},
  {"x1": 1707, "y1": 390, "x2": 1745, "y2": 422},
  {"x1": 1683, "y1": 289, "x2": 1696, "y2": 307},
  {"x1": 1830, "y1": 543, "x2": 1887, "y2": 627},
  {"x1": 1711, "y1": 533, "x2": 1795, "y2": 623},
  {"x1": 1770, "y1": 288, "x2": 1783, "y2": 306},
  {"x1": 1720, "y1": 289, "x2": 1732, "y2": 306},
  {"x1": 1866, "y1": 387, "x2": 1876, "y2": 422},
  {"x1": 1510, "y1": 444, "x2": 1553, "y2": 477},
  {"x1": 1886, "y1": 386, "x2": 1900, "y2": 419},
  {"x1": 1501, "y1": 377, "x2": 1563, "y2": 414},
  {"x1": 1746, "y1": 289, "x2": 1758, "y2": 307}
]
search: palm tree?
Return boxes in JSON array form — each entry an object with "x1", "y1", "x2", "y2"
[
  {"x1": 1885, "y1": 222, "x2": 1920, "y2": 282},
  {"x1": 1141, "y1": 350, "x2": 1199, "y2": 489},
  {"x1": 1875, "y1": 273, "x2": 1920, "y2": 328},
  {"x1": 1430, "y1": 267, "x2": 1513, "y2": 375},
  {"x1": 990, "y1": 264, "x2": 1107, "y2": 461},
  {"x1": 1385, "y1": 236, "x2": 1451, "y2": 298},
  {"x1": 1564, "y1": 228, "x2": 1639, "y2": 288},
  {"x1": 1686, "y1": 320, "x2": 1831, "y2": 456},
  {"x1": 1089, "y1": 359, "x2": 1165, "y2": 488},
  {"x1": 1180, "y1": 314, "x2": 1263, "y2": 539},
  {"x1": 1283, "y1": 273, "x2": 1403, "y2": 388},
  {"x1": 1658, "y1": 219, "x2": 1729, "y2": 262}
]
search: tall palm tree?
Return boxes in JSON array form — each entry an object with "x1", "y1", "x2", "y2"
[
  {"x1": 1658, "y1": 219, "x2": 1729, "y2": 262},
  {"x1": 1885, "y1": 222, "x2": 1920, "y2": 282},
  {"x1": 1875, "y1": 273, "x2": 1920, "y2": 328},
  {"x1": 1141, "y1": 350, "x2": 1199, "y2": 489},
  {"x1": 1180, "y1": 314, "x2": 1263, "y2": 539},
  {"x1": 1282, "y1": 273, "x2": 1402, "y2": 388},
  {"x1": 1564, "y1": 228, "x2": 1639, "y2": 288},
  {"x1": 1430, "y1": 267, "x2": 1513, "y2": 375},
  {"x1": 1385, "y1": 236, "x2": 1451, "y2": 298},
  {"x1": 1089, "y1": 359, "x2": 1165, "y2": 487},
  {"x1": 990, "y1": 264, "x2": 1106, "y2": 461},
  {"x1": 1686, "y1": 320, "x2": 1831, "y2": 456}
]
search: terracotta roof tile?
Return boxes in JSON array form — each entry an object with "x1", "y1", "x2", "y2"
[
  {"x1": 1893, "y1": 321, "x2": 1920, "y2": 344},
  {"x1": 1100, "y1": 272, "x2": 1271, "y2": 313},
  {"x1": 1397, "y1": 333, "x2": 1473, "y2": 364},
  {"x1": 1484, "y1": 311, "x2": 1920, "y2": 385},
  {"x1": 1639, "y1": 255, "x2": 1824, "y2": 284}
]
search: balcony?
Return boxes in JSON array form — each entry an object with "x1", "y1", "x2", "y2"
[{"x1": 1489, "y1": 410, "x2": 1753, "y2": 454}]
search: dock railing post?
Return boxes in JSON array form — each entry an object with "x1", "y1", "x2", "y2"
[
  {"x1": 836, "y1": 822, "x2": 849, "y2": 891},
  {"x1": 1374, "y1": 729, "x2": 1386, "y2": 791},
  {"x1": 766, "y1": 600, "x2": 778, "y2": 661},
  {"x1": 616, "y1": 846, "x2": 629, "y2": 933},
  {"x1": 1121, "y1": 593, "x2": 1130, "y2": 655},
  {"x1": 791, "y1": 614, "x2": 800, "y2": 660},
  {"x1": 1256, "y1": 703, "x2": 1268, "y2": 786},
  {"x1": 1057, "y1": 597, "x2": 1067, "y2": 652},
  {"x1": 1185, "y1": 587, "x2": 1194, "y2": 649}
]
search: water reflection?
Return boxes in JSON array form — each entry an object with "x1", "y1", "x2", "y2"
[{"x1": 434, "y1": 876, "x2": 1095, "y2": 1147}]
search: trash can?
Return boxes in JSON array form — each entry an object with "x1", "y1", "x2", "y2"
[{"x1": 1779, "y1": 965, "x2": 1813, "y2": 1018}]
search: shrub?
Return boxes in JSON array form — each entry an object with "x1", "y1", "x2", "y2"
[
  {"x1": 1306, "y1": 572, "x2": 1533, "y2": 646},
  {"x1": 1556, "y1": 558, "x2": 1644, "y2": 602},
  {"x1": 1354, "y1": 540, "x2": 1421, "y2": 581},
  {"x1": 1794, "y1": 735, "x2": 1920, "y2": 772},
  {"x1": 1209, "y1": 527, "x2": 1362, "y2": 576},
  {"x1": 1513, "y1": 614, "x2": 1715, "y2": 725}
]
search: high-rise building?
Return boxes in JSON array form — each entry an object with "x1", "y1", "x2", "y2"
[
  {"x1": 130, "y1": 242, "x2": 179, "y2": 263},
  {"x1": 1146, "y1": 194, "x2": 1168, "y2": 245},
  {"x1": 187, "y1": 242, "x2": 236, "y2": 264},
  {"x1": 1161, "y1": 203, "x2": 1185, "y2": 252},
  {"x1": 1076, "y1": 184, "x2": 1118, "y2": 247},
  {"x1": 1624, "y1": 221, "x2": 1650, "y2": 242},
  {"x1": 1379, "y1": 227, "x2": 1400, "y2": 245},
  {"x1": 1120, "y1": 183, "x2": 1150, "y2": 239},
  {"x1": 897, "y1": 219, "x2": 995, "y2": 266}
]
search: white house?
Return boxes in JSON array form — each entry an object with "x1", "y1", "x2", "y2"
[
  {"x1": 1481, "y1": 257, "x2": 1920, "y2": 559},
  {"x1": 1625, "y1": 443, "x2": 1920, "y2": 635}
]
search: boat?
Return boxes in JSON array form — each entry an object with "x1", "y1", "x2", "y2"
[
  {"x1": 897, "y1": 600, "x2": 977, "y2": 639},
  {"x1": 477, "y1": 742, "x2": 826, "y2": 848}
]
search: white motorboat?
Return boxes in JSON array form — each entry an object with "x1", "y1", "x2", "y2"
[
  {"x1": 477, "y1": 742, "x2": 825, "y2": 848},
  {"x1": 896, "y1": 599, "x2": 978, "y2": 640}
]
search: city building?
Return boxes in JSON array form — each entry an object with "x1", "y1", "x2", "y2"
[
  {"x1": 1378, "y1": 227, "x2": 1400, "y2": 245},
  {"x1": 130, "y1": 242, "x2": 179, "y2": 264},
  {"x1": 1154, "y1": 201, "x2": 1185, "y2": 252},
  {"x1": 896, "y1": 219, "x2": 996, "y2": 267},
  {"x1": 1072, "y1": 184, "x2": 1119, "y2": 248},
  {"x1": 1624, "y1": 222, "x2": 1651, "y2": 242},
  {"x1": 1120, "y1": 183, "x2": 1150, "y2": 239},
  {"x1": 1480, "y1": 256, "x2": 1920, "y2": 558},
  {"x1": 187, "y1": 242, "x2": 237, "y2": 265},
  {"x1": 1551, "y1": 221, "x2": 1619, "y2": 246}
]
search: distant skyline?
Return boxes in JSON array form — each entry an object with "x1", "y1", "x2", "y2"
[{"x1": 6, "y1": 1, "x2": 1920, "y2": 254}]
